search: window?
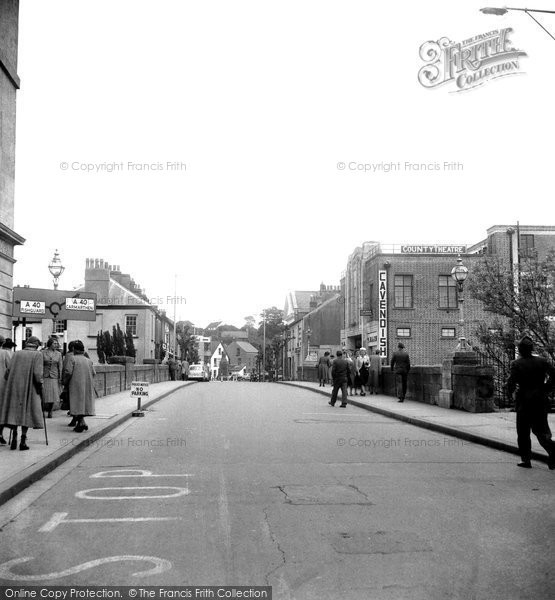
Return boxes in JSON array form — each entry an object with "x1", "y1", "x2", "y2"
[
  {"x1": 53, "y1": 320, "x2": 65, "y2": 333},
  {"x1": 396, "y1": 327, "x2": 411, "y2": 338},
  {"x1": 394, "y1": 275, "x2": 413, "y2": 308},
  {"x1": 238, "y1": 357, "x2": 242, "y2": 365},
  {"x1": 441, "y1": 327, "x2": 456, "y2": 338},
  {"x1": 236, "y1": 347, "x2": 241, "y2": 356},
  {"x1": 520, "y1": 234, "x2": 535, "y2": 258},
  {"x1": 126, "y1": 315, "x2": 137, "y2": 336},
  {"x1": 439, "y1": 276, "x2": 458, "y2": 309}
]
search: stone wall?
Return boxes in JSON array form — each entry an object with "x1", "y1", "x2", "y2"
[{"x1": 94, "y1": 363, "x2": 170, "y2": 398}]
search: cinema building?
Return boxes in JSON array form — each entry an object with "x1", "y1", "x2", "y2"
[{"x1": 340, "y1": 225, "x2": 555, "y2": 366}]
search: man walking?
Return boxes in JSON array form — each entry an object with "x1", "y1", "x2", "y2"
[
  {"x1": 328, "y1": 350, "x2": 349, "y2": 408},
  {"x1": 391, "y1": 342, "x2": 410, "y2": 402},
  {"x1": 507, "y1": 336, "x2": 555, "y2": 469}
]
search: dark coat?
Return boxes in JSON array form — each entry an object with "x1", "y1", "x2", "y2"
[
  {"x1": 331, "y1": 358, "x2": 350, "y2": 383},
  {"x1": 507, "y1": 355, "x2": 555, "y2": 413},
  {"x1": 0, "y1": 348, "x2": 44, "y2": 428},
  {"x1": 391, "y1": 350, "x2": 411, "y2": 374},
  {"x1": 317, "y1": 356, "x2": 331, "y2": 379}
]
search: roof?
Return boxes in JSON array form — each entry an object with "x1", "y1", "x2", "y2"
[
  {"x1": 235, "y1": 341, "x2": 258, "y2": 354},
  {"x1": 205, "y1": 321, "x2": 222, "y2": 330}
]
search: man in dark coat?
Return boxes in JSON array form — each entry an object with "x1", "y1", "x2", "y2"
[
  {"x1": 507, "y1": 336, "x2": 555, "y2": 469},
  {"x1": 328, "y1": 350, "x2": 350, "y2": 408},
  {"x1": 391, "y1": 342, "x2": 411, "y2": 402}
]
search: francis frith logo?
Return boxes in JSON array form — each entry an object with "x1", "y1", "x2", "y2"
[{"x1": 418, "y1": 28, "x2": 527, "y2": 92}]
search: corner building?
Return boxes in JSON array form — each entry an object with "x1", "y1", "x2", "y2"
[{"x1": 340, "y1": 225, "x2": 555, "y2": 366}]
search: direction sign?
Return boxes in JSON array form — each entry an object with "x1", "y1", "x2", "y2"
[{"x1": 12, "y1": 287, "x2": 97, "y2": 321}]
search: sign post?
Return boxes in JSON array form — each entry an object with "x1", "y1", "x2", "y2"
[{"x1": 131, "y1": 381, "x2": 149, "y2": 417}]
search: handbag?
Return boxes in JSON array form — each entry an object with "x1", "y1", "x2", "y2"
[{"x1": 59, "y1": 388, "x2": 69, "y2": 411}]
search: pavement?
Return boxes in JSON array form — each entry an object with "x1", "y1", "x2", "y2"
[
  {"x1": 279, "y1": 380, "x2": 555, "y2": 465},
  {"x1": 0, "y1": 380, "x2": 195, "y2": 507}
]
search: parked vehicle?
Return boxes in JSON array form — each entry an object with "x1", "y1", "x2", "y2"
[{"x1": 188, "y1": 363, "x2": 210, "y2": 381}]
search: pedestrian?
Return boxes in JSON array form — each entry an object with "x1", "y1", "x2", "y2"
[
  {"x1": 62, "y1": 341, "x2": 76, "y2": 426},
  {"x1": 368, "y1": 350, "x2": 382, "y2": 395},
  {"x1": 317, "y1": 352, "x2": 331, "y2": 387},
  {"x1": 41, "y1": 337, "x2": 63, "y2": 418},
  {"x1": 0, "y1": 338, "x2": 16, "y2": 445},
  {"x1": 176, "y1": 359, "x2": 183, "y2": 381},
  {"x1": 182, "y1": 358, "x2": 190, "y2": 381},
  {"x1": 345, "y1": 350, "x2": 356, "y2": 396},
  {"x1": 63, "y1": 340, "x2": 96, "y2": 433},
  {"x1": 168, "y1": 355, "x2": 177, "y2": 381},
  {"x1": 352, "y1": 350, "x2": 362, "y2": 395},
  {"x1": 0, "y1": 336, "x2": 44, "y2": 451},
  {"x1": 356, "y1": 347, "x2": 370, "y2": 396},
  {"x1": 506, "y1": 336, "x2": 555, "y2": 469},
  {"x1": 328, "y1": 350, "x2": 350, "y2": 407},
  {"x1": 391, "y1": 342, "x2": 411, "y2": 402}
]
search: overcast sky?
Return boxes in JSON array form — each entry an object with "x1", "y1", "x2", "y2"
[{"x1": 12, "y1": 0, "x2": 555, "y2": 327}]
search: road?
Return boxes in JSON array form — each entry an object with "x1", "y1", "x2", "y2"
[{"x1": 0, "y1": 382, "x2": 553, "y2": 599}]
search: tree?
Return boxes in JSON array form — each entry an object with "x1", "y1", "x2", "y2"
[
  {"x1": 125, "y1": 330, "x2": 136, "y2": 358},
  {"x1": 176, "y1": 322, "x2": 199, "y2": 363},
  {"x1": 102, "y1": 330, "x2": 113, "y2": 359},
  {"x1": 468, "y1": 250, "x2": 555, "y2": 361},
  {"x1": 96, "y1": 332, "x2": 106, "y2": 364},
  {"x1": 112, "y1": 324, "x2": 126, "y2": 356},
  {"x1": 258, "y1": 307, "x2": 285, "y2": 340}
]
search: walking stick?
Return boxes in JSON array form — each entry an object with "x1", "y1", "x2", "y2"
[{"x1": 40, "y1": 388, "x2": 48, "y2": 446}]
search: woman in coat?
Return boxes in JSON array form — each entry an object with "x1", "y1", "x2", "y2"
[
  {"x1": 0, "y1": 336, "x2": 44, "y2": 450},
  {"x1": 0, "y1": 338, "x2": 16, "y2": 444},
  {"x1": 356, "y1": 347, "x2": 370, "y2": 396},
  {"x1": 317, "y1": 352, "x2": 331, "y2": 387},
  {"x1": 41, "y1": 337, "x2": 63, "y2": 418},
  {"x1": 63, "y1": 340, "x2": 96, "y2": 432}
]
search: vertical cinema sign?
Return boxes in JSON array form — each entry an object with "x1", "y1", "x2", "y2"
[{"x1": 378, "y1": 270, "x2": 388, "y2": 358}]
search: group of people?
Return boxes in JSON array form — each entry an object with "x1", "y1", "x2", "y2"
[
  {"x1": 0, "y1": 335, "x2": 96, "y2": 451},
  {"x1": 318, "y1": 343, "x2": 410, "y2": 400},
  {"x1": 167, "y1": 357, "x2": 190, "y2": 381},
  {"x1": 324, "y1": 343, "x2": 410, "y2": 407}
]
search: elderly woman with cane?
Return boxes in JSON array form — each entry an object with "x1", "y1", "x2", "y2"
[{"x1": 0, "y1": 336, "x2": 44, "y2": 450}]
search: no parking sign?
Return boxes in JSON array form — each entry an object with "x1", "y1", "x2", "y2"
[{"x1": 131, "y1": 381, "x2": 149, "y2": 416}]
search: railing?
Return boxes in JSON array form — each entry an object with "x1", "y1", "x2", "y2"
[{"x1": 474, "y1": 348, "x2": 514, "y2": 409}]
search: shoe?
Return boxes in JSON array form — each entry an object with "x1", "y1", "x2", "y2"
[
  {"x1": 0, "y1": 436, "x2": 6, "y2": 445},
  {"x1": 398, "y1": 399, "x2": 404, "y2": 403},
  {"x1": 19, "y1": 438, "x2": 29, "y2": 451},
  {"x1": 360, "y1": 392, "x2": 366, "y2": 396},
  {"x1": 328, "y1": 401, "x2": 335, "y2": 407},
  {"x1": 68, "y1": 418, "x2": 77, "y2": 427},
  {"x1": 548, "y1": 461, "x2": 555, "y2": 471},
  {"x1": 340, "y1": 404, "x2": 347, "y2": 408},
  {"x1": 73, "y1": 425, "x2": 85, "y2": 433},
  {"x1": 10, "y1": 432, "x2": 17, "y2": 450},
  {"x1": 517, "y1": 461, "x2": 532, "y2": 468},
  {"x1": 47, "y1": 414, "x2": 52, "y2": 419}
]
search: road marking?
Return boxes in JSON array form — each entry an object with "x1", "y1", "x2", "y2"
[
  {"x1": 0, "y1": 555, "x2": 172, "y2": 580},
  {"x1": 75, "y1": 486, "x2": 190, "y2": 500},
  {"x1": 91, "y1": 469, "x2": 193, "y2": 478},
  {"x1": 39, "y1": 512, "x2": 182, "y2": 532}
]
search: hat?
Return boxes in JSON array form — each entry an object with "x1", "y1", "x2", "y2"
[
  {"x1": 359, "y1": 347, "x2": 366, "y2": 351},
  {"x1": 24, "y1": 336, "x2": 41, "y2": 347},
  {"x1": 2, "y1": 338, "x2": 16, "y2": 348}
]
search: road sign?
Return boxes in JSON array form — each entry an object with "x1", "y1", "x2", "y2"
[
  {"x1": 131, "y1": 381, "x2": 150, "y2": 398},
  {"x1": 12, "y1": 287, "x2": 97, "y2": 321}
]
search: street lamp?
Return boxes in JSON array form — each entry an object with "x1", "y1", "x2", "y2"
[
  {"x1": 48, "y1": 249, "x2": 65, "y2": 290},
  {"x1": 480, "y1": 7, "x2": 555, "y2": 41},
  {"x1": 451, "y1": 256, "x2": 471, "y2": 351}
]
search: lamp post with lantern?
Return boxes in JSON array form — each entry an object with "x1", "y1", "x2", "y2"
[
  {"x1": 451, "y1": 255, "x2": 472, "y2": 352},
  {"x1": 48, "y1": 250, "x2": 65, "y2": 290}
]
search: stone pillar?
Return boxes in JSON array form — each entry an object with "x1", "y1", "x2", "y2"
[
  {"x1": 451, "y1": 352, "x2": 494, "y2": 412},
  {"x1": 438, "y1": 358, "x2": 453, "y2": 408}
]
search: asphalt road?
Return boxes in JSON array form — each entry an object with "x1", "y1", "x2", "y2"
[{"x1": 0, "y1": 382, "x2": 553, "y2": 599}]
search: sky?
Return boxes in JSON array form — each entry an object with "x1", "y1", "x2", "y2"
[{"x1": 12, "y1": 0, "x2": 555, "y2": 328}]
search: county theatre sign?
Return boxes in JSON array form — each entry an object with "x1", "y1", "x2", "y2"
[{"x1": 400, "y1": 245, "x2": 466, "y2": 254}]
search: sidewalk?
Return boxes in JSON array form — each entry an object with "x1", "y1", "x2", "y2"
[
  {"x1": 0, "y1": 381, "x2": 194, "y2": 507},
  {"x1": 279, "y1": 380, "x2": 555, "y2": 465}
]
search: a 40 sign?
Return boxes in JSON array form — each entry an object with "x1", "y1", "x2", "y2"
[{"x1": 12, "y1": 287, "x2": 97, "y2": 321}]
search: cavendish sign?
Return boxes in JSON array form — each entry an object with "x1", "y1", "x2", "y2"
[{"x1": 378, "y1": 270, "x2": 388, "y2": 358}]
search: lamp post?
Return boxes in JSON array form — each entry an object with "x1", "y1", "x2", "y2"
[
  {"x1": 480, "y1": 7, "x2": 555, "y2": 41},
  {"x1": 306, "y1": 327, "x2": 312, "y2": 360},
  {"x1": 48, "y1": 249, "x2": 65, "y2": 290},
  {"x1": 451, "y1": 256, "x2": 471, "y2": 351}
]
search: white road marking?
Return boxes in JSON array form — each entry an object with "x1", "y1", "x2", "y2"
[
  {"x1": 75, "y1": 486, "x2": 190, "y2": 500},
  {"x1": 91, "y1": 469, "x2": 193, "y2": 478},
  {"x1": 38, "y1": 512, "x2": 181, "y2": 532},
  {"x1": 0, "y1": 555, "x2": 172, "y2": 580}
]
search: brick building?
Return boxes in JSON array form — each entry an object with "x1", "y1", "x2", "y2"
[
  {"x1": 340, "y1": 225, "x2": 555, "y2": 366},
  {"x1": 225, "y1": 340, "x2": 258, "y2": 372},
  {"x1": 0, "y1": 0, "x2": 26, "y2": 337}
]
